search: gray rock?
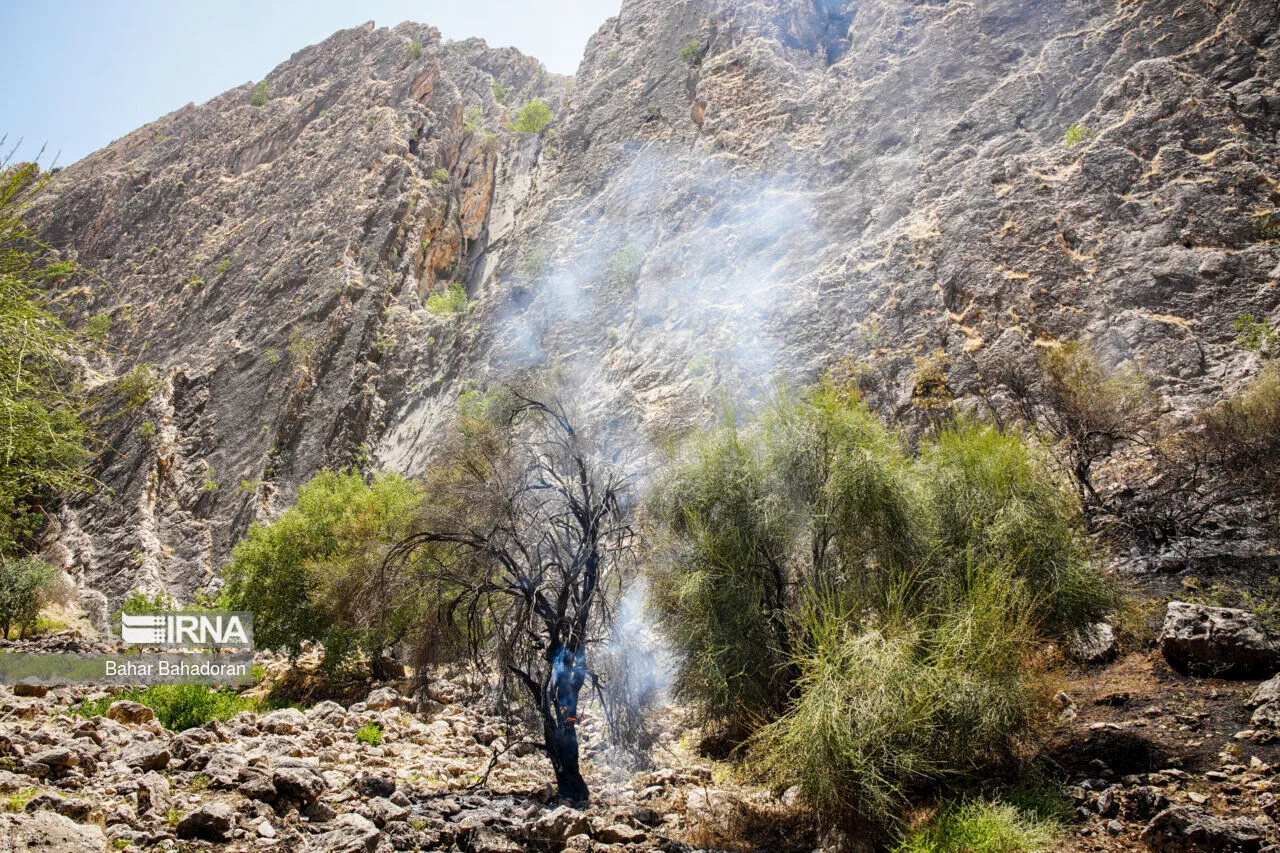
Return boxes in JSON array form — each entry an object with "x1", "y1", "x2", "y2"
[
  {"x1": 176, "y1": 801, "x2": 236, "y2": 842},
  {"x1": 595, "y1": 823, "x2": 647, "y2": 844},
  {"x1": 1071, "y1": 621, "x2": 1119, "y2": 664},
  {"x1": 202, "y1": 750, "x2": 247, "y2": 786},
  {"x1": 120, "y1": 739, "x2": 170, "y2": 771},
  {"x1": 359, "y1": 772, "x2": 396, "y2": 799},
  {"x1": 0, "y1": 810, "x2": 108, "y2": 852},
  {"x1": 106, "y1": 700, "x2": 154, "y2": 725},
  {"x1": 238, "y1": 765, "x2": 278, "y2": 801},
  {"x1": 273, "y1": 758, "x2": 327, "y2": 802},
  {"x1": 1249, "y1": 674, "x2": 1280, "y2": 707},
  {"x1": 261, "y1": 707, "x2": 307, "y2": 734},
  {"x1": 365, "y1": 687, "x2": 400, "y2": 711},
  {"x1": 136, "y1": 770, "x2": 171, "y2": 817},
  {"x1": 305, "y1": 812, "x2": 381, "y2": 853},
  {"x1": 1160, "y1": 602, "x2": 1280, "y2": 679},
  {"x1": 362, "y1": 796, "x2": 410, "y2": 827},
  {"x1": 11, "y1": 683, "x2": 48, "y2": 698},
  {"x1": 28, "y1": 747, "x2": 77, "y2": 769},
  {"x1": 1141, "y1": 806, "x2": 1265, "y2": 852},
  {"x1": 528, "y1": 806, "x2": 591, "y2": 842}
]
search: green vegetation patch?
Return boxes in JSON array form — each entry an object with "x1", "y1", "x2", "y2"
[{"x1": 72, "y1": 684, "x2": 258, "y2": 731}]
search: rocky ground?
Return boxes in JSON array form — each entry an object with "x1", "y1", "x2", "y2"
[{"x1": 10, "y1": 602, "x2": 1280, "y2": 852}]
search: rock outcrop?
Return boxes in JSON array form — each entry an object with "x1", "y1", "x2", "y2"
[{"x1": 28, "y1": 0, "x2": 1280, "y2": 600}]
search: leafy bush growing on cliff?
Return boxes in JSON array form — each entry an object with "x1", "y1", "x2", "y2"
[
  {"x1": 425, "y1": 282, "x2": 469, "y2": 315},
  {"x1": 680, "y1": 39, "x2": 707, "y2": 65},
  {"x1": 249, "y1": 81, "x2": 270, "y2": 107},
  {"x1": 1063, "y1": 124, "x2": 1094, "y2": 147},
  {"x1": 511, "y1": 99, "x2": 553, "y2": 134},
  {"x1": 405, "y1": 40, "x2": 423, "y2": 61}
]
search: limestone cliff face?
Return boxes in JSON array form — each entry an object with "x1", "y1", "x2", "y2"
[
  {"x1": 31, "y1": 22, "x2": 566, "y2": 608},
  {"x1": 30, "y1": 2, "x2": 1280, "y2": 608}
]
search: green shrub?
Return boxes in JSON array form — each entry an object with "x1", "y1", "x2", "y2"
[
  {"x1": 0, "y1": 557, "x2": 67, "y2": 639},
  {"x1": 1063, "y1": 124, "x2": 1093, "y2": 147},
  {"x1": 73, "y1": 684, "x2": 256, "y2": 731},
  {"x1": 356, "y1": 722, "x2": 383, "y2": 745},
  {"x1": 1235, "y1": 314, "x2": 1279, "y2": 352},
  {"x1": 249, "y1": 82, "x2": 270, "y2": 107},
  {"x1": 493, "y1": 82, "x2": 508, "y2": 103},
  {"x1": 406, "y1": 40, "x2": 423, "y2": 60},
  {"x1": 517, "y1": 248, "x2": 550, "y2": 280},
  {"x1": 680, "y1": 40, "x2": 707, "y2": 65},
  {"x1": 431, "y1": 168, "x2": 450, "y2": 185},
  {"x1": 220, "y1": 469, "x2": 424, "y2": 670},
  {"x1": 605, "y1": 246, "x2": 643, "y2": 290},
  {"x1": 425, "y1": 282, "x2": 469, "y2": 315},
  {"x1": 918, "y1": 420, "x2": 1115, "y2": 635},
  {"x1": 651, "y1": 382, "x2": 1110, "y2": 839},
  {"x1": 85, "y1": 313, "x2": 111, "y2": 345},
  {"x1": 512, "y1": 99, "x2": 553, "y2": 134},
  {"x1": 894, "y1": 799, "x2": 1061, "y2": 853}
]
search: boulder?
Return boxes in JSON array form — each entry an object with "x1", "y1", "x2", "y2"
[
  {"x1": 273, "y1": 758, "x2": 327, "y2": 802},
  {"x1": 12, "y1": 682, "x2": 48, "y2": 698},
  {"x1": 238, "y1": 765, "x2": 278, "y2": 801},
  {"x1": 261, "y1": 707, "x2": 308, "y2": 734},
  {"x1": 1070, "y1": 621, "x2": 1119, "y2": 664},
  {"x1": 1141, "y1": 806, "x2": 1265, "y2": 852},
  {"x1": 1159, "y1": 602, "x2": 1280, "y2": 679},
  {"x1": 365, "y1": 687, "x2": 401, "y2": 711},
  {"x1": 305, "y1": 812, "x2": 381, "y2": 853},
  {"x1": 1249, "y1": 674, "x2": 1280, "y2": 707},
  {"x1": 0, "y1": 810, "x2": 108, "y2": 852},
  {"x1": 176, "y1": 801, "x2": 236, "y2": 842},
  {"x1": 106, "y1": 700, "x2": 155, "y2": 725},
  {"x1": 203, "y1": 751, "x2": 248, "y2": 786},
  {"x1": 362, "y1": 796, "x2": 410, "y2": 827},
  {"x1": 136, "y1": 770, "x2": 171, "y2": 816},
  {"x1": 120, "y1": 739, "x2": 170, "y2": 771},
  {"x1": 307, "y1": 700, "x2": 347, "y2": 723},
  {"x1": 595, "y1": 823, "x2": 647, "y2": 844},
  {"x1": 359, "y1": 772, "x2": 396, "y2": 799},
  {"x1": 28, "y1": 747, "x2": 78, "y2": 769},
  {"x1": 528, "y1": 806, "x2": 591, "y2": 842}
]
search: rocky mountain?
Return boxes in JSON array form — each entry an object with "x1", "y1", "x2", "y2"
[{"x1": 29, "y1": 0, "x2": 1280, "y2": 614}]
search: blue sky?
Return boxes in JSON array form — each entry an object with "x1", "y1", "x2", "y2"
[{"x1": 0, "y1": 0, "x2": 619, "y2": 167}]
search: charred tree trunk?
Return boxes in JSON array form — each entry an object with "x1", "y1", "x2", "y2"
[{"x1": 543, "y1": 643, "x2": 589, "y2": 802}]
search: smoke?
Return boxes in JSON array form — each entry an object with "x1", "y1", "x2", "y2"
[{"x1": 596, "y1": 577, "x2": 675, "y2": 769}]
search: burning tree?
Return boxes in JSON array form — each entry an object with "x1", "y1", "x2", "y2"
[{"x1": 385, "y1": 383, "x2": 633, "y2": 801}]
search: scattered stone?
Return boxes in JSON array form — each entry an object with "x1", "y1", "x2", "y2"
[
  {"x1": 1141, "y1": 805, "x2": 1265, "y2": 852},
  {"x1": 365, "y1": 687, "x2": 400, "y2": 711},
  {"x1": 106, "y1": 700, "x2": 155, "y2": 725},
  {"x1": 0, "y1": 810, "x2": 108, "y2": 852},
  {"x1": 1072, "y1": 622, "x2": 1120, "y2": 664},
  {"x1": 305, "y1": 812, "x2": 380, "y2": 853},
  {"x1": 176, "y1": 801, "x2": 235, "y2": 842},
  {"x1": 595, "y1": 823, "x2": 647, "y2": 844},
  {"x1": 120, "y1": 739, "x2": 170, "y2": 771},
  {"x1": 362, "y1": 795, "x2": 410, "y2": 827},
  {"x1": 529, "y1": 806, "x2": 591, "y2": 842},
  {"x1": 359, "y1": 772, "x2": 396, "y2": 799},
  {"x1": 272, "y1": 758, "x2": 327, "y2": 802},
  {"x1": 261, "y1": 707, "x2": 307, "y2": 735},
  {"x1": 1160, "y1": 603, "x2": 1280, "y2": 679},
  {"x1": 136, "y1": 770, "x2": 171, "y2": 816}
]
